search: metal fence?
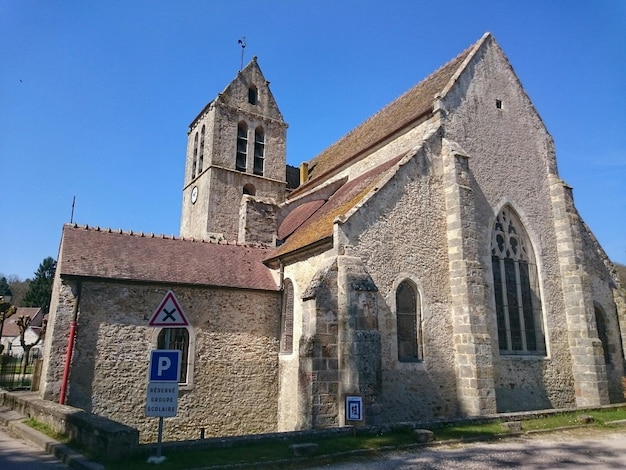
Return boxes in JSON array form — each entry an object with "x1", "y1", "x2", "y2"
[{"x1": 0, "y1": 351, "x2": 42, "y2": 391}]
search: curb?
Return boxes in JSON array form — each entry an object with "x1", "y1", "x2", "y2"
[{"x1": 0, "y1": 407, "x2": 103, "y2": 470}]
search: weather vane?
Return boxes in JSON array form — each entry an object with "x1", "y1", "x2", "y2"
[{"x1": 238, "y1": 37, "x2": 246, "y2": 71}]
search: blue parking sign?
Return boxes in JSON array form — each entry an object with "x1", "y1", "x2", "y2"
[{"x1": 149, "y1": 350, "x2": 181, "y2": 382}]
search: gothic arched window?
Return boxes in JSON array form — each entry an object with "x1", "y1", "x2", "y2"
[
  {"x1": 192, "y1": 132, "x2": 198, "y2": 179},
  {"x1": 236, "y1": 122, "x2": 248, "y2": 171},
  {"x1": 253, "y1": 127, "x2": 265, "y2": 176},
  {"x1": 198, "y1": 125, "x2": 205, "y2": 174},
  {"x1": 396, "y1": 280, "x2": 422, "y2": 362},
  {"x1": 280, "y1": 279, "x2": 294, "y2": 354},
  {"x1": 491, "y1": 207, "x2": 546, "y2": 355}
]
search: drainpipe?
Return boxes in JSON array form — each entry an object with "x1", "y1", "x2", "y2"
[{"x1": 59, "y1": 282, "x2": 81, "y2": 405}]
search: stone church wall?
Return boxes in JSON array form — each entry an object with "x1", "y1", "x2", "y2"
[
  {"x1": 440, "y1": 37, "x2": 578, "y2": 410},
  {"x1": 277, "y1": 251, "x2": 337, "y2": 431},
  {"x1": 48, "y1": 280, "x2": 281, "y2": 442},
  {"x1": 342, "y1": 141, "x2": 461, "y2": 422},
  {"x1": 579, "y1": 219, "x2": 626, "y2": 402}
]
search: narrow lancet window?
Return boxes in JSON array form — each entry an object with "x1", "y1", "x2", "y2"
[
  {"x1": 198, "y1": 125, "x2": 205, "y2": 174},
  {"x1": 280, "y1": 279, "x2": 294, "y2": 354},
  {"x1": 191, "y1": 132, "x2": 198, "y2": 179},
  {"x1": 236, "y1": 122, "x2": 248, "y2": 171},
  {"x1": 396, "y1": 280, "x2": 422, "y2": 362},
  {"x1": 253, "y1": 127, "x2": 265, "y2": 176}
]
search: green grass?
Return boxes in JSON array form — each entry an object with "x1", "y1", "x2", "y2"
[
  {"x1": 24, "y1": 418, "x2": 71, "y2": 444},
  {"x1": 26, "y1": 407, "x2": 626, "y2": 470}
]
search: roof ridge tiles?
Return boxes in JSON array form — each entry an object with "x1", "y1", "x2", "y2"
[{"x1": 63, "y1": 223, "x2": 269, "y2": 248}]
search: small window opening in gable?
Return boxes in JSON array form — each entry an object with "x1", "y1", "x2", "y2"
[
  {"x1": 248, "y1": 86, "x2": 258, "y2": 105},
  {"x1": 243, "y1": 183, "x2": 256, "y2": 195},
  {"x1": 496, "y1": 99, "x2": 503, "y2": 109}
]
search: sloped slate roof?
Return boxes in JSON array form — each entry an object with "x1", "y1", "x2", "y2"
[
  {"x1": 294, "y1": 38, "x2": 477, "y2": 194},
  {"x1": 59, "y1": 225, "x2": 278, "y2": 291}
]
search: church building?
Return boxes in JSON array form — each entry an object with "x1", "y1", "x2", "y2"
[{"x1": 40, "y1": 33, "x2": 626, "y2": 441}]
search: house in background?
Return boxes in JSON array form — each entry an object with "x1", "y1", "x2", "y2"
[
  {"x1": 39, "y1": 33, "x2": 626, "y2": 442},
  {"x1": 1, "y1": 307, "x2": 45, "y2": 358}
]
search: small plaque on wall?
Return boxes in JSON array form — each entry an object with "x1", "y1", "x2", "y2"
[{"x1": 345, "y1": 395, "x2": 364, "y2": 422}]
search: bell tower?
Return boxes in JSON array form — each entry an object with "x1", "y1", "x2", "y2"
[{"x1": 180, "y1": 57, "x2": 288, "y2": 242}]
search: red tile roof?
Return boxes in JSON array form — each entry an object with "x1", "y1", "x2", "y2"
[
  {"x1": 1, "y1": 308, "x2": 42, "y2": 337},
  {"x1": 277, "y1": 199, "x2": 326, "y2": 241},
  {"x1": 268, "y1": 154, "x2": 405, "y2": 261},
  {"x1": 59, "y1": 225, "x2": 279, "y2": 291}
]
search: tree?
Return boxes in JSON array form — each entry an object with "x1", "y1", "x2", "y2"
[
  {"x1": 7, "y1": 276, "x2": 30, "y2": 307},
  {"x1": 15, "y1": 315, "x2": 47, "y2": 374},
  {"x1": 22, "y1": 257, "x2": 56, "y2": 313},
  {"x1": 0, "y1": 277, "x2": 12, "y2": 297}
]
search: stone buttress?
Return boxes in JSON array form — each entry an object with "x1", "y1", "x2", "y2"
[
  {"x1": 442, "y1": 140, "x2": 497, "y2": 416},
  {"x1": 549, "y1": 175, "x2": 609, "y2": 406},
  {"x1": 297, "y1": 257, "x2": 382, "y2": 428}
]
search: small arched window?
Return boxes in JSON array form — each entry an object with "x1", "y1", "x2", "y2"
[
  {"x1": 396, "y1": 280, "x2": 422, "y2": 362},
  {"x1": 157, "y1": 328, "x2": 190, "y2": 384},
  {"x1": 191, "y1": 132, "x2": 198, "y2": 179},
  {"x1": 236, "y1": 122, "x2": 248, "y2": 171},
  {"x1": 243, "y1": 183, "x2": 256, "y2": 195},
  {"x1": 491, "y1": 206, "x2": 546, "y2": 355},
  {"x1": 253, "y1": 127, "x2": 265, "y2": 176},
  {"x1": 594, "y1": 305, "x2": 611, "y2": 364},
  {"x1": 198, "y1": 125, "x2": 205, "y2": 174},
  {"x1": 281, "y1": 279, "x2": 294, "y2": 354},
  {"x1": 248, "y1": 86, "x2": 258, "y2": 105}
]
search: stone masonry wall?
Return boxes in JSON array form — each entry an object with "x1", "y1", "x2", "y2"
[
  {"x1": 46, "y1": 280, "x2": 281, "y2": 442},
  {"x1": 343, "y1": 138, "x2": 461, "y2": 422},
  {"x1": 298, "y1": 261, "x2": 340, "y2": 429},
  {"x1": 441, "y1": 145, "x2": 497, "y2": 416},
  {"x1": 440, "y1": 37, "x2": 579, "y2": 411},
  {"x1": 549, "y1": 178, "x2": 610, "y2": 406}
]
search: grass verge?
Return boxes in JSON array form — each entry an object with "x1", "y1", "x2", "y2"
[{"x1": 26, "y1": 407, "x2": 626, "y2": 470}]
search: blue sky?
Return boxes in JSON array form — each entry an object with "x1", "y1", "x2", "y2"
[{"x1": 1, "y1": 0, "x2": 625, "y2": 280}]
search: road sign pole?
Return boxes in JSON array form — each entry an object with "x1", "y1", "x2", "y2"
[
  {"x1": 147, "y1": 291, "x2": 188, "y2": 464},
  {"x1": 157, "y1": 416, "x2": 164, "y2": 458},
  {"x1": 156, "y1": 332, "x2": 170, "y2": 461}
]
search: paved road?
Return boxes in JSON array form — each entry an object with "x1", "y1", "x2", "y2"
[
  {"x1": 307, "y1": 427, "x2": 626, "y2": 469},
  {"x1": 0, "y1": 423, "x2": 68, "y2": 470}
]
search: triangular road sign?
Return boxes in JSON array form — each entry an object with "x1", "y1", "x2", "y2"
[{"x1": 149, "y1": 291, "x2": 189, "y2": 327}]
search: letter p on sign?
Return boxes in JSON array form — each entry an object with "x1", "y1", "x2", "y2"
[
  {"x1": 158, "y1": 357, "x2": 171, "y2": 376},
  {"x1": 149, "y1": 350, "x2": 181, "y2": 382}
]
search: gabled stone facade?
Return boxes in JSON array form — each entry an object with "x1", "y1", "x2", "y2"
[{"x1": 40, "y1": 33, "x2": 625, "y2": 442}]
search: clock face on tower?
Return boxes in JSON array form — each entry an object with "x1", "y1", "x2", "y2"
[{"x1": 191, "y1": 186, "x2": 198, "y2": 204}]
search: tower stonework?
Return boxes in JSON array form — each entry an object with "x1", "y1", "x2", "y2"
[{"x1": 180, "y1": 57, "x2": 288, "y2": 241}]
